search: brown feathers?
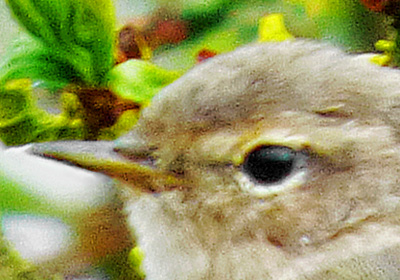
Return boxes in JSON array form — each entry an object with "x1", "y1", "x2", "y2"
[
  {"x1": 118, "y1": 40, "x2": 400, "y2": 279},
  {"x1": 34, "y1": 40, "x2": 400, "y2": 279}
]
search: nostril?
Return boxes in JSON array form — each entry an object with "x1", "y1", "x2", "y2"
[
  {"x1": 113, "y1": 129, "x2": 158, "y2": 168},
  {"x1": 113, "y1": 149, "x2": 157, "y2": 169},
  {"x1": 133, "y1": 156, "x2": 157, "y2": 168}
]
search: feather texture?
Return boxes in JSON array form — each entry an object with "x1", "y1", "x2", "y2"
[{"x1": 33, "y1": 40, "x2": 400, "y2": 279}]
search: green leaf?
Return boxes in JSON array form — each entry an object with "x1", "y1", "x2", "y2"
[
  {"x1": 107, "y1": 59, "x2": 182, "y2": 104},
  {"x1": 181, "y1": 0, "x2": 237, "y2": 35},
  {"x1": 6, "y1": 0, "x2": 116, "y2": 85},
  {"x1": 0, "y1": 35, "x2": 75, "y2": 88}
]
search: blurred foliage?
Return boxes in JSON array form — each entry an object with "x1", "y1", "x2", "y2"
[
  {"x1": 0, "y1": 79, "x2": 84, "y2": 145},
  {"x1": 370, "y1": 39, "x2": 395, "y2": 66},
  {"x1": 0, "y1": 0, "x2": 395, "y2": 145},
  {"x1": 258, "y1": 13, "x2": 294, "y2": 42},
  {"x1": 128, "y1": 247, "x2": 146, "y2": 279},
  {"x1": 100, "y1": 247, "x2": 145, "y2": 280},
  {"x1": 0, "y1": 170, "x2": 57, "y2": 217},
  {"x1": 0, "y1": 236, "x2": 62, "y2": 280},
  {"x1": 151, "y1": 0, "x2": 389, "y2": 70}
]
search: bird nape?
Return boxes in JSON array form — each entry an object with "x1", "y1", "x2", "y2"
[{"x1": 32, "y1": 40, "x2": 400, "y2": 279}]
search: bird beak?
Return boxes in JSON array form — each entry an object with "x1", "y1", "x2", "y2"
[{"x1": 30, "y1": 141, "x2": 185, "y2": 193}]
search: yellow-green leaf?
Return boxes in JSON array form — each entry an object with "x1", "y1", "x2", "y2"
[{"x1": 108, "y1": 60, "x2": 182, "y2": 105}]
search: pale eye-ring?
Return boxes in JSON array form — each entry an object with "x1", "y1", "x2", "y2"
[{"x1": 238, "y1": 145, "x2": 308, "y2": 197}]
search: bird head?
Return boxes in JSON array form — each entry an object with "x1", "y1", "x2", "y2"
[{"x1": 33, "y1": 40, "x2": 400, "y2": 279}]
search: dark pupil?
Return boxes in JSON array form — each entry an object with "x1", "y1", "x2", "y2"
[{"x1": 242, "y1": 146, "x2": 296, "y2": 184}]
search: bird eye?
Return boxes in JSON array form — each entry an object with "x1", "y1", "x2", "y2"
[
  {"x1": 239, "y1": 145, "x2": 308, "y2": 197},
  {"x1": 242, "y1": 146, "x2": 297, "y2": 184}
]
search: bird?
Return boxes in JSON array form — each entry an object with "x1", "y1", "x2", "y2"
[{"x1": 31, "y1": 39, "x2": 400, "y2": 279}]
